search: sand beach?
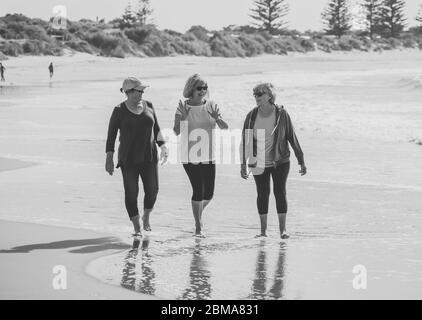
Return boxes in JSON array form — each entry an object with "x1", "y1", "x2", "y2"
[{"x1": 1, "y1": 50, "x2": 422, "y2": 299}]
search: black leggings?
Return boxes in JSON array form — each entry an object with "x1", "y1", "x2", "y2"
[
  {"x1": 183, "y1": 163, "x2": 215, "y2": 201},
  {"x1": 121, "y1": 162, "x2": 158, "y2": 219},
  {"x1": 252, "y1": 162, "x2": 290, "y2": 215}
]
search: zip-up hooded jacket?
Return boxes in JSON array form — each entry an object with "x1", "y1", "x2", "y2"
[{"x1": 241, "y1": 105, "x2": 304, "y2": 168}]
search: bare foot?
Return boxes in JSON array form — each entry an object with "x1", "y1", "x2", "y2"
[
  {"x1": 193, "y1": 231, "x2": 206, "y2": 238},
  {"x1": 255, "y1": 233, "x2": 267, "y2": 238},
  {"x1": 280, "y1": 232, "x2": 290, "y2": 239}
]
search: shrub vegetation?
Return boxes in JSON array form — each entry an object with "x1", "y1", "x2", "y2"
[{"x1": 1, "y1": 13, "x2": 421, "y2": 58}]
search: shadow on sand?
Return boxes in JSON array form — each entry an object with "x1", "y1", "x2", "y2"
[{"x1": 0, "y1": 237, "x2": 130, "y2": 254}]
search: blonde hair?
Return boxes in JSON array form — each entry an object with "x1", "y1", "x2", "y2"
[
  {"x1": 183, "y1": 74, "x2": 208, "y2": 99},
  {"x1": 253, "y1": 83, "x2": 276, "y2": 104}
]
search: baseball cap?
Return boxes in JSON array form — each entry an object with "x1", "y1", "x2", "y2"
[{"x1": 121, "y1": 77, "x2": 149, "y2": 92}]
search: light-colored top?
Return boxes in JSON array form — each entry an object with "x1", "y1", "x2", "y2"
[
  {"x1": 254, "y1": 109, "x2": 276, "y2": 167},
  {"x1": 176, "y1": 100, "x2": 217, "y2": 163}
]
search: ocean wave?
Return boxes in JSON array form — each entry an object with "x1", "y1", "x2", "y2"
[
  {"x1": 398, "y1": 76, "x2": 422, "y2": 89},
  {"x1": 409, "y1": 137, "x2": 422, "y2": 146}
]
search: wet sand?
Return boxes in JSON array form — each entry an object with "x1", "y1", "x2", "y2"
[
  {"x1": 0, "y1": 157, "x2": 35, "y2": 172},
  {"x1": 1, "y1": 51, "x2": 422, "y2": 299}
]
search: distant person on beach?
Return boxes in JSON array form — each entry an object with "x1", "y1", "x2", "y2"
[
  {"x1": 105, "y1": 77, "x2": 168, "y2": 237},
  {"x1": 0, "y1": 63, "x2": 5, "y2": 81},
  {"x1": 240, "y1": 83, "x2": 307, "y2": 239},
  {"x1": 173, "y1": 74, "x2": 229, "y2": 237},
  {"x1": 48, "y1": 62, "x2": 54, "y2": 79}
]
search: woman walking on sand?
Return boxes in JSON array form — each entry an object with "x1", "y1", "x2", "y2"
[
  {"x1": 106, "y1": 77, "x2": 168, "y2": 237},
  {"x1": 0, "y1": 63, "x2": 5, "y2": 81},
  {"x1": 173, "y1": 74, "x2": 228, "y2": 237},
  {"x1": 240, "y1": 83, "x2": 307, "y2": 239},
  {"x1": 48, "y1": 62, "x2": 54, "y2": 79}
]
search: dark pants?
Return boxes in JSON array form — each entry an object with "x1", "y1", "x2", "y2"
[
  {"x1": 183, "y1": 163, "x2": 215, "y2": 201},
  {"x1": 252, "y1": 162, "x2": 290, "y2": 215},
  {"x1": 121, "y1": 162, "x2": 158, "y2": 219}
]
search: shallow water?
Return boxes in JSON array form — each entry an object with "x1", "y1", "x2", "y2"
[{"x1": 1, "y1": 52, "x2": 422, "y2": 299}]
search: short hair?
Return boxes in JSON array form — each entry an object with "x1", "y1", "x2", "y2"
[
  {"x1": 253, "y1": 83, "x2": 276, "y2": 104},
  {"x1": 183, "y1": 74, "x2": 207, "y2": 98}
]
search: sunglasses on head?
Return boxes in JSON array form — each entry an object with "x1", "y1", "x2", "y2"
[
  {"x1": 196, "y1": 86, "x2": 208, "y2": 91},
  {"x1": 253, "y1": 92, "x2": 264, "y2": 97}
]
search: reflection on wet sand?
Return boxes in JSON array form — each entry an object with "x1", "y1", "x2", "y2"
[
  {"x1": 179, "y1": 238, "x2": 212, "y2": 300},
  {"x1": 248, "y1": 241, "x2": 287, "y2": 299},
  {"x1": 118, "y1": 236, "x2": 288, "y2": 299},
  {"x1": 121, "y1": 236, "x2": 156, "y2": 295}
]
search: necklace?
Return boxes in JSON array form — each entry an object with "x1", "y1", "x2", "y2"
[{"x1": 125, "y1": 101, "x2": 144, "y2": 115}]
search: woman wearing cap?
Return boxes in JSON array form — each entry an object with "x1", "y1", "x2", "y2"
[
  {"x1": 173, "y1": 74, "x2": 229, "y2": 237},
  {"x1": 106, "y1": 77, "x2": 168, "y2": 237},
  {"x1": 240, "y1": 83, "x2": 307, "y2": 239}
]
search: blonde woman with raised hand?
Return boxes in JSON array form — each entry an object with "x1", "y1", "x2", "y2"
[{"x1": 173, "y1": 74, "x2": 228, "y2": 237}]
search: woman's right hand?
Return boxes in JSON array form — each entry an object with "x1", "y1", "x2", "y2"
[
  {"x1": 105, "y1": 154, "x2": 114, "y2": 176},
  {"x1": 240, "y1": 164, "x2": 249, "y2": 180},
  {"x1": 177, "y1": 100, "x2": 191, "y2": 121}
]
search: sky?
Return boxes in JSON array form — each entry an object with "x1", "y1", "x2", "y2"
[{"x1": 0, "y1": 0, "x2": 420, "y2": 32}]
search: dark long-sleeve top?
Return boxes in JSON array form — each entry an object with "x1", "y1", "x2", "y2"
[{"x1": 106, "y1": 101, "x2": 165, "y2": 167}]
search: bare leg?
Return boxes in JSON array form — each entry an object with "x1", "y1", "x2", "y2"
[
  {"x1": 257, "y1": 214, "x2": 268, "y2": 237},
  {"x1": 202, "y1": 199, "x2": 211, "y2": 213},
  {"x1": 130, "y1": 214, "x2": 141, "y2": 235},
  {"x1": 142, "y1": 208, "x2": 153, "y2": 231},
  {"x1": 277, "y1": 213, "x2": 289, "y2": 239},
  {"x1": 200, "y1": 199, "x2": 211, "y2": 226},
  {"x1": 191, "y1": 200, "x2": 205, "y2": 237}
]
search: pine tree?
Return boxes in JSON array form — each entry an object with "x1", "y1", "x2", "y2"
[
  {"x1": 416, "y1": 4, "x2": 422, "y2": 25},
  {"x1": 322, "y1": 0, "x2": 352, "y2": 38},
  {"x1": 379, "y1": 0, "x2": 406, "y2": 37},
  {"x1": 135, "y1": 0, "x2": 153, "y2": 26},
  {"x1": 122, "y1": 3, "x2": 136, "y2": 28},
  {"x1": 361, "y1": 0, "x2": 383, "y2": 39},
  {"x1": 250, "y1": 0, "x2": 289, "y2": 35}
]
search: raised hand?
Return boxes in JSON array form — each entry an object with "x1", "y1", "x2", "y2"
[
  {"x1": 177, "y1": 100, "x2": 191, "y2": 121},
  {"x1": 208, "y1": 103, "x2": 221, "y2": 120}
]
